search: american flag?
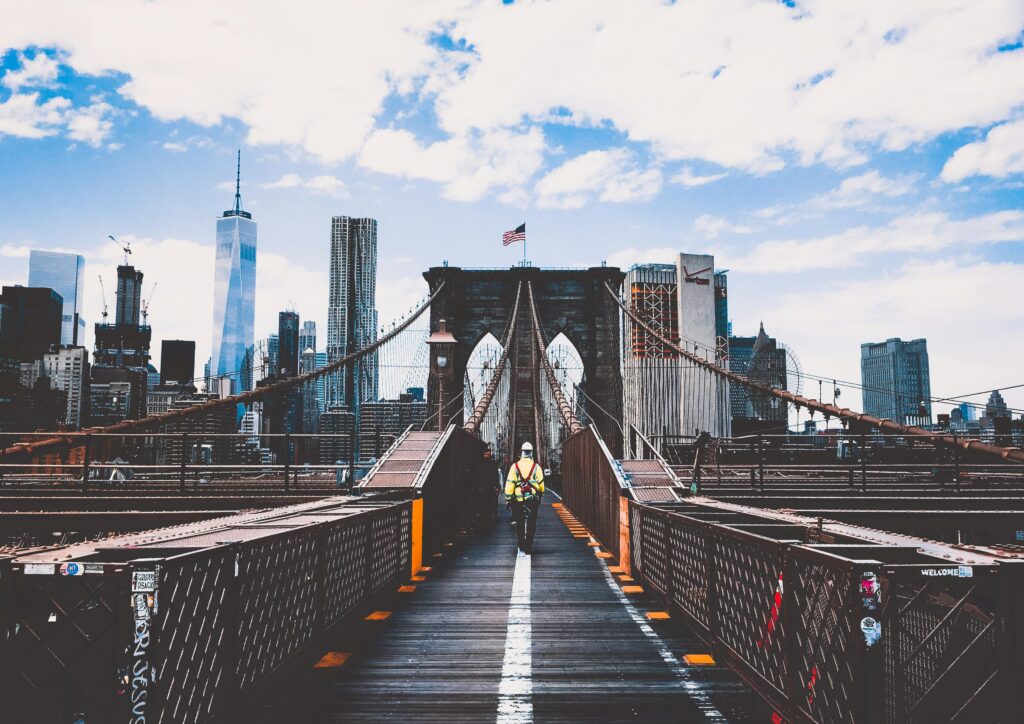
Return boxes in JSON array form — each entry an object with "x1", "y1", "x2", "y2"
[{"x1": 502, "y1": 223, "x2": 525, "y2": 246}]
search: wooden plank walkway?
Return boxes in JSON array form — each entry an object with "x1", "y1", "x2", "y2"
[{"x1": 256, "y1": 499, "x2": 769, "y2": 722}]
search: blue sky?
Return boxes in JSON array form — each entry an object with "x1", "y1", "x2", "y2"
[{"x1": 1, "y1": 0, "x2": 1023, "y2": 415}]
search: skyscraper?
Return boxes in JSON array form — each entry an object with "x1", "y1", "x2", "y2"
[
  {"x1": 677, "y1": 253, "x2": 729, "y2": 437},
  {"x1": 28, "y1": 250, "x2": 86, "y2": 346},
  {"x1": 299, "y1": 320, "x2": 317, "y2": 354},
  {"x1": 327, "y1": 216, "x2": 378, "y2": 408},
  {"x1": 278, "y1": 310, "x2": 299, "y2": 378},
  {"x1": 43, "y1": 346, "x2": 88, "y2": 428},
  {"x1": 0, "y1": 286, "x2": 63, "y2": 362},
  {"x1": 93, "y1": 262, "x2": 151, "y2": 369},
  {"x1": 160, "y1": 340, "x2": 196, "y2": 385},
  {"x1": 860, "y1": 338, "x2": 931, "y2": 425},
  {"x1": 729, "y1": 323, "x2": 788, "y2": 433},
  {"x1": 211, "y1": 150, "x2": 257, "y2": 394}
]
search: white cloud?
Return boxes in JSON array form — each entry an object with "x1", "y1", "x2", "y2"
[
  {"x1": 65, "y1": 99, "x2": 115, "y2": 147},
  {"x1": 360, "y1": 127, "x2": 545, "y2": 201},
  {"x1": 5, "y1": 1, "x2": 1019, "y2": 201},
  {"x1": 260, "y1": 173, "x2": 303, "y2": 189},
  {"x1": 942, "y1": 119, "x2": 1024, "y2": 182},
  {"x1": 161, "y1": 134, "x2": 213, "y2": 153},
  {"x1": 670, "y1": 167, "x2": 728, "y2": 188},
  {"x1": 259, "y1": 172, "x2": 350, "y2": 198},
  {"x1": 0, "y1": 93, "x2": 69, "y2": 139},
  {"x1": 814, "y1": 170, "x2": 917, "y2": 208},
  {"x1": 721, "y1": 209, "x2": 1024, "y2": 272},
  {"x1": 535, "y1": 148, "x2": 661, "y2": 209},
  {"x1": 751, "y1": 258, "x2": 1024, "y2": 414},
  {"x1": 693, "y1": 214, "x2": 753, "y2": 239},
  {"x1": 1, "y1": 51, "x2": 59, "y2": 91},
  {"x1": 305, "y1": 174, "x2": 349, "y2": 198},
  {"x1": 162, "y1": 141, "x2": 187, "y2": 152}
]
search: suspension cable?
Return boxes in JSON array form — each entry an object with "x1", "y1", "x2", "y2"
[
  {"x1": 527, "y1": 281, "x2": 583, "y2": 435},
  {"x1": 1, "y1": 282, "x2": 446, "y2": 462},
  {"x1": 605, "y1": 281, "x2": 1024, "y2": 465},
  {"x1": 464, "y1": 281, "x2": 522, "y2": 434}
]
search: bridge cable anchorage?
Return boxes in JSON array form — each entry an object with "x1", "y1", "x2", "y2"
[
  {"x1": 604, "y1": 280, "x2": 1024, "y2": 466},
  {"x1": 527, "y1": 281, "x2": 584, "y2": 436},
  {"x1": 464, "y1": 281, "x2": 522, "y2": 435},
  {"x1": 0, "y1": 281, "x2": 446, "y2": 463}
]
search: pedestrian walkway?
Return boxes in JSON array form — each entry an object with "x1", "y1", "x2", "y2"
[{"x1": 283, "y1": 500, "x2": 769, "y2": 722}]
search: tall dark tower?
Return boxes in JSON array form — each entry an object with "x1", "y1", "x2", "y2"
[
  {"x1": 115, "y1": 264, "x2": 144, "y2": 326},
  {"x1": 278, "y1": 310, "x2": 299, "y2": 378}
]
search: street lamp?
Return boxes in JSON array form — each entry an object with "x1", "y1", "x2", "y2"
[{"x1": 427, "y1": 319, "x2": 457, "y2": 431}]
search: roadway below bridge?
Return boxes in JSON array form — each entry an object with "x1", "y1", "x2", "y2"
[{"x1": 244, "y1": 499, "x2": 768, "y2": 722}]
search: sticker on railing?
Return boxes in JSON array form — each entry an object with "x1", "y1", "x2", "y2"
[
  {"x1": 59, "y1": 562, "x2": 83, "y2": 576},
  {"x1": 860, "y1": 616, "x2": 881, "y2": 647},
  {"x1": 24, "y1": 563, "x2": 55, "y2": 575},
  {"x1": 132, "y1": 570, "x2": 157, "y2": 592},
  {"x1": 921, "y1": 566, "x2": 973, "y2": 578}
]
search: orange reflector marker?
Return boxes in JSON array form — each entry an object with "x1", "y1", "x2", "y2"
[
  {"x1": 619, "y1": 575, "x2": 635, "y2": 582},
  {"x1": 410, "y1": 575, "x2": 427, "y2": 582},
  {"x1": 420, "y1": 566, "x2": 433, "y2": 573},
  {"x1": 365, "y1": 611, "x2": 392, "y2": 621},
  {"x1": 315, "y1": 651, "x2": 351, "y2": 668},
  {"x1": 647, "y1": 611, "x2": 670, "y2": 620},
  {"x1": 684, "y1": 654, "x2": 716, "y2": 666},
  {"x1": 587, "y1": 542, "x2": 601, "y2": 547},
  {"x1": 596, "y1": 551, "x2": 613, "y2": 559},
  {"x1": 608, "y1": 566, "x2": 624, "y2": 574},
  {"x1": 621, "y1": 585, "x2": 644, "y2": 594},
  {"x1": 551, "y1": 502, "x2": 564, "y2": 508},
  {"x1": 398, "y1": 585, "x2": 416, "y2": 593}
]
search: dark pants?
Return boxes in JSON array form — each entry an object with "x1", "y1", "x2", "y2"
[{"x1": 511, "y1": 498, "x2": 541, "y2": 552}]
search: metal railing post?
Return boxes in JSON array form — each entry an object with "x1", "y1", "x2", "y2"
[
  {"x1": 953, "y1": 432, "x2": 961, "y2": 493},
  {"x1": 283, "y1": 433, "x2": 291, "y2": 494},
  {"x1": 179, "y1": 433, "x2": 188, "y2": 493},
  {"x1": 81, "y1": 434, "x2": 91, "y2": 492},
  {"x1": 757, "y1": 433, "x2": 765, "y2": 491},
  {"x1": 860, "y1": 434, "x2": 868, "y2": 491}
]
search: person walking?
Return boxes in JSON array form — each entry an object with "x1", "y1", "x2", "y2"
[{"x1": 504, "y1": 442, "x2": 545, "y2": 554}]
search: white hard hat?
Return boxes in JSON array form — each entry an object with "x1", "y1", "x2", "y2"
[{"x1": 521, "y1": 442, "x2": 534, "y2": 452}]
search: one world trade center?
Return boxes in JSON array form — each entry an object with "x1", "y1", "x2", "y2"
[{"x1": 211, "y1": 150, "x2": 256, "y2": 396}]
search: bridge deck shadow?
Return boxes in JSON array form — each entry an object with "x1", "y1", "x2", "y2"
[{"x1": 250, "y1": 500, "x2": 769, "y2": 722}]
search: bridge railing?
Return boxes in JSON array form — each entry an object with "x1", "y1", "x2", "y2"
[
  {"x1": 0, "y1": 497, "x2": 414, "y2": 723},
  {"x1": 561, "y1": 424, "x2": 627, "y2": 559},
  {"x1": 626, "y1": 501, "x2": 1024, "y2": 723}
]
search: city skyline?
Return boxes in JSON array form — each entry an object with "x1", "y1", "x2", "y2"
[{"x1": 1, "y1": 3, "x2": 1022, "y2": 414}]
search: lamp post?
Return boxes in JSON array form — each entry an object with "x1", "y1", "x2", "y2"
[{"x1": 428, "y1": 319, "x2": 457, "y2": 431}]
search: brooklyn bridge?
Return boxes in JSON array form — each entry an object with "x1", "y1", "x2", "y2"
[{"x1": 1, "y1": 265, "x2": 1022, "y2": 723}]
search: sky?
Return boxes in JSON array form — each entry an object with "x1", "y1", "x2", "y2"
[{"x1": 1, "y1": 0, "x2": 1022, "y2": 416}]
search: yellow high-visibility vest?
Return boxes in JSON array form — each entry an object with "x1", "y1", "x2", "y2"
[{"x1": 505, "y1": 457, "x2": 545, "y2": 501}]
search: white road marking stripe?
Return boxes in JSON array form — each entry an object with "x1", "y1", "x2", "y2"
[
  {"x1": 596, "y1": 544, "x2": 726, "y2": 722},
  {"x1": 497, "y1": 549, "x2": 533, "y2": 723}
]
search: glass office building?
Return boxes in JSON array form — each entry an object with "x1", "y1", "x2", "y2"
[
  {"x1": 210, "y1": 152, "x2": 257, "y2": 394},
  {"x1": 28, "y1": 250, "x2": 86, "y2": 346}
]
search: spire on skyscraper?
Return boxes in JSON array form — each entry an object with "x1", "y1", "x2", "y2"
[
  {"x1": 223, "y1": 148, "x2": 252, "y2": 219},
  {"x1": 234, "y1": 148, "x2": 242, "y2": 214}
]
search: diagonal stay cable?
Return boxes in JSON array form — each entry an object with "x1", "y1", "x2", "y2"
[
  {"x1": 2, "y1": 282, "x2": 446, "y2": 462},
  {"x1": 464, "y1": 281, "x2": 522, "y2": 434},
  {"x1": 527, "y1": 281, "x2": 583, "y2": 435},
  {"x1": 605, "y1": 280, "x2": 1024, "y2": 466}
]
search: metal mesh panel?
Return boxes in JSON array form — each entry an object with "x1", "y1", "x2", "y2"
[
  {"x1": 712, "y1": 528, "x2": 788, "y2": 695},
  {"x1": 666, "y1": 514, "x2": 710, "y2": 631},
  {"x1": 236, "y1": 532, "x2": 321, "y2": 687},
  {"x1": 155, "y1": 549, "x2": 234, "y2": 724},
  {"x1": 368, "y1": 505, "x2": 411, "y2": 592},
  {"x1": 789, "y1": 554, "x2": 860, "y2": 723},
  {"x1": 7, "y1": 573, "x2": 122, "y2": 722},
  {"x1": 887, "y1": 576, "x2": 999, "y2": 722},
  {"x1": 322, "y1": 517, "x2": 371, "y2": 627}
]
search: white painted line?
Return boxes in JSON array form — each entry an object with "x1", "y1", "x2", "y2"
[
  {"x1": 497, "y1": 549, "x2": 533, "y2": 723},
  {"x1": 596, "y1": 544, "x2": 726, "y2": 722}
]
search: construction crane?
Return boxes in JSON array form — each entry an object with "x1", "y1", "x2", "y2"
[
  {"x1": 108, "y1": 234, "x2": 131, "y2": 264},
  {"x1": 141, "y1": 282, "x2": 158, "y2": 325},
  {"x1": 98, "y1": 275, "x2": 109, "y2": 321}
]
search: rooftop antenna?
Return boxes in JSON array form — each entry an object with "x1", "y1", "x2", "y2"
[
  {"x1": 109, "y1": 234, "x2": 131, "y2": 265},
  {"x1": 98, "y1": 275, "x2": 109, "y2": 321},
  {"x1": 234, "y1": 148, "x2": 242, "y2": 214}
]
